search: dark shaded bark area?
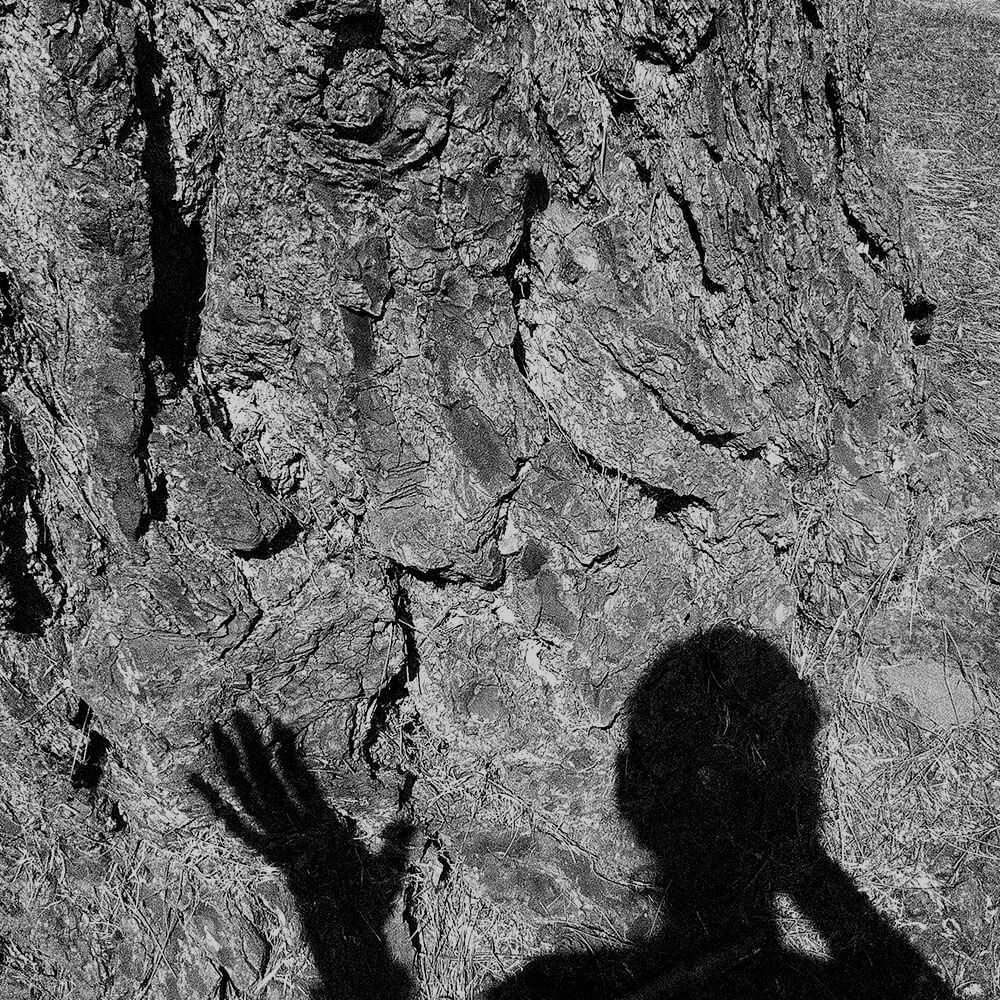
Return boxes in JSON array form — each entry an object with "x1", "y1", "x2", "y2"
[{"x1": 0, "y1": 0, "x2": 962, "y2": 996}]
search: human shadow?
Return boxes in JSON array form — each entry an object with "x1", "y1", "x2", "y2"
[
  {"x1": 191, "y1": 630, "x2": 954, "y2": 1000},
  {"x1": 486, "y1": 625, "x2": 955, "y2": 1000},
  {"x1": 189, "y1": 711, "x2": 417, "y2": 1000}
]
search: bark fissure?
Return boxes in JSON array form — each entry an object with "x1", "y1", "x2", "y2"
[
  {"x1": 903, "y1": 297, "x2": 936, "y2": 344},
  {"x1": 665, "y1": 182, "x2": 725, "y2": 293},
  {"x1": 358, "y1": 562, "x2": 421, "y2": 771},
  {"x1": 67, "y1": 699, "x2": 112, "y2": 790},
  {"x1": 504, "y1": 170, "x2": 549, "y2": 381},
  {"x1": 134, "y1": 30, "x2": 208, "y2": 398},
  {"x1": 635, "y1": 13, "x2": 719, "y2": 71},
  {"x1": 132, "y1": 28, "x2": 210, "y2": 536},
  {"x1": 841, "y1": 198, "x2": 887, "y2": 262},
  {"x1": 800, "y1": 0, "x2": 823, "y2": 30},
  {"x1": 824, "y1": 69, "x2": 846, "y2": 160},
  {"x1": 0, "y1": 407, "x2": 60, "y2": 634},
  {"x1": 574, "y1": 442, "x2": 712, "y2": 514}
]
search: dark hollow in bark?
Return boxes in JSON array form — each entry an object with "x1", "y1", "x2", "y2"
[{"x1": 134, "y1": 29, "x2": 208, "y2": 400}]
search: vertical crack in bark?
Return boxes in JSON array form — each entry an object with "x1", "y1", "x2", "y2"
[
  {"x1": 134, "y1": 31, "x2": 207, "y2": 398},
  {"x1": 903, "y1": 297, "x2": 935, "y2": 344},
  {"x1": 824, "y1": 69, "x2": 846, "y2": 161},
  {"x1": 132, "y1": 29, "x2": 209, "y2": 536},
  {"x1": 67, "y1": 699, "x2": 111, "y2": 790},
  {"x1": 0, "y1": 401, "x2": 62, "y2": 634},
  {"x1": 825, "y1": 67, "x2": 936, "y2": 338},
  {"x1": 510, "y1": 323, "x2": 529, "y2": 380},
  {"x1": 503, "y1": 170, "x2": 549, "y2": 382},
  {"x1": 388, "y1": 563, "x2": 420, "y2": 685},
  {"x1": 2, "y1": 279, "x2": 71, "y2": 599},
  {"x1": 799, "y1": 0, "x2": 823, "y2": 30},
  {"x1": 359, "y1": 562, "x2": 421, "y2": 772},
  {"x1": 0, "y1": 271, "x2": 63, "y2": 635},
  {"x1": 840, "y1": 198, "x2": 887, "y2": 263},
  {"x1": 664, "y1": 182, "x2": 725, "y2": 293}
]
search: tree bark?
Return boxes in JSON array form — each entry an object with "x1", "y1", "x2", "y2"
[{"x1": 0, "y1": 0, "x2": 937, "y2": 995}]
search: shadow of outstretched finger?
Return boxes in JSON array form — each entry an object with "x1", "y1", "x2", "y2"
[{"x1": 190, "y1": 710, "x2": 417, "y2": 1000}]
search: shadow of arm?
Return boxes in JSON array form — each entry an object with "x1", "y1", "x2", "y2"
[
  {"x1": 189, "y1": 710, "x2": 417, "y2": 1000},
  {"x1": 788, "y1": 850, "x2": 954, "y2": 999}
]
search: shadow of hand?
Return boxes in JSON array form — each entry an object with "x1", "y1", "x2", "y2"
[{"x1": 190, "y1": 710, "x2": 416, "y2": 1000}]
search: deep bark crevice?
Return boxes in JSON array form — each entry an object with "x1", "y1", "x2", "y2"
[
  {"x1": 511, "y1": 323, "x2": 529, "y2": 380},
  {"x1": 326, "y1": 12, "x2": 386, "y2": 72},
  {"x1": 504, "y1": 170, "x2": 550, "y2": 381},
  {"x1": 841, "y1": 199, "x2": 888, "y2": 262},
  {"x1": 635, "y1": 13, "x2": 718, "y2": 71},
  {"x1": 358, "y1": 562, "x2": 421, "y2": 772},
  {"x1": 597, "y1": 75, "x2": 638, "y2": 118},
  {"x1": 388, "y1": 565, "x2": 421, "y2": 686},
  {"x1": 68, "y1": 699, "x2": 111, "y2": 790},
  {"x1": 0, "y1": 269, "x2": 20, "y2": 334},
  {"x1": 236, "y1": 517, "x2": 303, "y2": 560},
  {"x1": 0, "y1": 406, "x2": 60, "y2": 634},
  {"x1": 665, "y1": 182, "x2": 725, "y2": 293},
  {"x1": 145, "y1": 470, "x2": 168, "y2": 523},
  {"x1": 904, "y1": 297, "x2": 936, "y2": 344},
  {"x1": 660, "y1": 402, "x2": 739, "y2": 451},
  {"x1": 134, "y1": 30, "x2": 208, "y2": 399},
  {"x1": 343, "y1": 307, "x2": 378, "y2": 375},
  {"x1": 132, "y1": 29, "x2": 209, "y2": 537},
  {"x1": 824, "y1": 69, "x2": 846, "y2": 160},
  {"x1": 632, "y1": 155, "x2": 653, "y2": 186},
  {"x1": 574, "y1": 443, "x2": 712, "y2": 515},
  {"x1": 648, "y1": 489, "x2": 707, "y2": 520},
  {"x1": 800, "y1": 0, "x2": 823, "y2": 30}
]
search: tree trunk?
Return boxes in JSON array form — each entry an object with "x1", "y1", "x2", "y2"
[{"x1": 0, "y1": 0, "x2": 939, "y2": 996}]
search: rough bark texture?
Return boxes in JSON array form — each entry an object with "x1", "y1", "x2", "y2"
[{"x1": 0, "y1": 0, "x2": 950, "y2": 996}]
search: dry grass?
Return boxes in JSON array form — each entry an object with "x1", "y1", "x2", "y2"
[
  {"x1": 874, "y1": 0, "x2": 1000, "y2": 469},
  {"x1": 827, "y1": 677, "x2": 1000, "y2": 993},
  {"x1": 782, "y1": 599, "x2": 1000, "y2": 995},
  {"x1": 855, "y1": 18, "x2": 1000, "y2": 987}
]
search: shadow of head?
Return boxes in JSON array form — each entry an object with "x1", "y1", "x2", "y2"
[{"x1": 615, "y1": 625, "x2": 823, "y2": 937}]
